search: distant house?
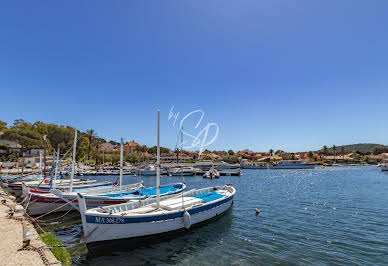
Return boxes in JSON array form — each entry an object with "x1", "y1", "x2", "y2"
[
  {"x1": 98, "y1": 143, "x2": 115, "y2": 153},
  {"x1": 378, "y1": 153, "x2": 388, "y2": 161},
  {"x1": 0, "y1": 136, "x2": 43, "y2": 156},
  {"x1": 124, "y1": 140, "x2": 139, "y2": 153},
  {"x1": 0, "y1": 138, "x2": 21, "y2": 150}
]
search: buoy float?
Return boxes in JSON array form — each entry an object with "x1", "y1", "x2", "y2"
[
  {"x1": 183, "y1": 210, "x2": 191, "y2": 229},
  {"x1": 255, "y1": 208, "x2": 260, "y2": 215}
]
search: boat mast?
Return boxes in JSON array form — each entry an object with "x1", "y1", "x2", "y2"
[
  {"x1": 43, "y1": 135, "x2": 47, "y2": 178},
  {"x1": 53, "y1": 148, "x2": 60, "y2": 188},
  {"x1": 39, "y1": 150, "x2": 43, "y2": 178},
  {"x1": 156, "y1": 110, "x2": 160, "y2": 209},
  {"x1": 69, "y1": 129, "x2": 77, "y2": 192},
  {"x1": 120, "y1": 138, "x2": 124, "y2": 195}
]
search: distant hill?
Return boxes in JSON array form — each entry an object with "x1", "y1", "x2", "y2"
[{"x1": 316, "y1": 143, "x2": 388, "y2": 154}]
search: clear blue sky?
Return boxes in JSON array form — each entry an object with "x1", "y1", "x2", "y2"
[{"x1": 1, "y1": 1, "x2": 388, "y2": 152}]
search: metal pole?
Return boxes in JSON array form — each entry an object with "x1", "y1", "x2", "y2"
[
  {"x1": 43, "y1": 135, "x2": 47, "y2": 178},
  {"x1": 69, "y1": 130, "x2": 77, "y2": 192},
  {"x1": 54, "y1": 148, "x2": 60, "y2": 188},
  {"x1": 39, "y1": 150, "x2": 43, "y2": 178},
  {"x1": 120, "y1": 138, "x2": 123, "y2": 195},
  {"x1": 156, "y1": 110, "x2": 160, "y2": 208}
]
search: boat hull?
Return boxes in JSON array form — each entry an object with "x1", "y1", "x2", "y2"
[
  {"x1": 82, "y1": 194, "x2": 234, "y2": 243},
  {"x1": 268, "y1": 164, "x2": 316, "y2": 169},
  {"x1": 26, "y1": 198, "x2": 128, "y2": 216},
  {"x1": 138, "y1": 170, "x2": 156, "y2": 176},
  {"x1": 26, "y1": 183, "x2": 184, "y2": 216}
]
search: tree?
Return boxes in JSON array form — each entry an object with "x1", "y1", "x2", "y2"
[
  {"x1": 109, "y1": 140, "x2": 119, "y2": 147},
  {"x1": 323, "y1": 145, "x2": 328, "y2": 155},
  {"x1": 135, "y1": 145, "x2": 148, "y2": 153},
  {"x1": 341, "y1": 146, "x2": 345, "y2": 159},
  {"x1": 2, "y1": 128, "x2": 43, "y2": 176},
  {"x1": 0, "y1": 121, "x2": 7, "y2": 132},
  {"x1": 269, "y1": 149, "x2": 274, "y2": 156},
  {"x1": 147, "y1": 146, "x2": 170, "y2": 154},
  {"x1": 46, "y1": 125, "x2": 74, "y2": 151},
  {"x1": 85, "y1": 129, "x2": 97, "y2": 160},
  {"x1": 77, "y1": 136, "x2": 90, "y2": 161},
  {"x1": 2, "y1": 128, "x2": 43, "y2": 152},
  {"x1": 332, "y1": 145, "x2": 337, "y2": 162},
  {"x1": 275, "y1": 150, "x2": 284, "y2": 156},
  {"x1": 228, "y1": 150, "x2": 235, "y2": 156}
]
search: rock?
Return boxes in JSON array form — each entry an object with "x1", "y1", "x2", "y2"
[{"x1": 15, "y1": 205, "x2": 25, "y2": 214}]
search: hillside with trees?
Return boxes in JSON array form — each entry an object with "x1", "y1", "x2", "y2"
[{"x1": 317, "y1": 143, "x2": 388, "y2": 155}]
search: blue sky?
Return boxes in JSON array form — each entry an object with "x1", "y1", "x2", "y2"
[{"x1": 1, "y1": 1, "x2": 388, "y2": 152}]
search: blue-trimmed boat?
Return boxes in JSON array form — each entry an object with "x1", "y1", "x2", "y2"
[
  {"x1": 77, "y1": 111, "x2": 236, "y2": 244},
  {"x1": 77, "y1": 184, "x2": 235, "y2": 243}
]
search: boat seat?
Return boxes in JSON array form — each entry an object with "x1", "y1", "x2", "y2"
[
  {"x1": 157, "y1": 197, "x2": 204, "y2": 211},
  {"x1": 123, "y1": 206, "x2": 158, "y2": 214}
]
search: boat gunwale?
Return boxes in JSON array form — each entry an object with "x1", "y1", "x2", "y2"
[{"x1": 83, "y1": 185, "x2": 236, "y2": 221}]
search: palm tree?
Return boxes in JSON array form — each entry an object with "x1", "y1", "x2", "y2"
[
  {"x1": 269, "y1": 149, "x2": 274, "y2": 156},
  {"x1": 323, "y1": 145, "x2": 328, "y2": 155},
  {"x1": 341, "y1": 146, "x2": 345, "y2": 159},
  {"x1": 332, "y1": 145, "x2": 336, "y2": 163},
  {"x1": 85, "y1": 129, "x2": 97, "y2": 160}
]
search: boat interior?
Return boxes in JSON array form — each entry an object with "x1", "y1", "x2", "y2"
[{"x1": 90, "y1": 185, "x2": 233, "y2": 215}]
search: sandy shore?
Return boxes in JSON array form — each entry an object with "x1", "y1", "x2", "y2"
[{"x1": 0, "y1": 188, "x2": 59, "y2": 266}]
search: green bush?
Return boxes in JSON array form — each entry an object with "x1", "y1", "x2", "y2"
[{"x1": 39, "y1": 232, "x2": 71, "y2": 266}]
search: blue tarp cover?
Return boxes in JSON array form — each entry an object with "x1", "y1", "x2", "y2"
[{"x1": 193, "y1": 192, "x2": 224, "y2": 202}]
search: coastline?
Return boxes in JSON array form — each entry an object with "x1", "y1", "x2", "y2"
[{"x1": 0, "y1": 187, "x2": 60, "y2": 266}]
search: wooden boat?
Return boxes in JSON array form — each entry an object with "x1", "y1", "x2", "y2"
[
  {"x1": 25, "y1": 181, "x2": 147, "y2": 216},
  {"x1": 33, "y1": 138, "x2": 184, "y2": 216},
  {"x1": 78, "y1": 184, "x2": 235, "y2": 243},
  {"x1": 77, "y1": 111, "x2": 236, "y2": 244},
  {"x1": 167, "y1": 167, "x2": 196, "y2": 176}
]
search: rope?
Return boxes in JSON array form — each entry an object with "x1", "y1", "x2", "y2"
[
  {"x1": 35, "y1": 208, "x2": 73, "y2": 224},
  {"x1": 33, "y1": 200, "x2": 73, "y2": 221}
]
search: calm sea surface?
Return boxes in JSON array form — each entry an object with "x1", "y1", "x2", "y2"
[{"x1": 45, "y1": 166, "x2": 388, "y2": 265}]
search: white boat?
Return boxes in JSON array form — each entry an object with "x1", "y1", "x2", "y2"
[
  {"x1": 77, "y1": 111, "x2": 236, "y2": 244},
  {"x1": 137, "y1": 165, "x2": 157, "y2": 176},
  {"x1": 168, "y1": 167, "x2": 196, "y2": 176},
  {"x1": 268, "y1": 160, "x2": 316, "y2": 169},
  {"x1": 77, "y1": 184, "x2": 235, "y2": 243},
  {"x1": 25, "y1": 182, "x2": 144, "y2": 216},
  {"x1": 194, "y1": 161, "x2": 235, "y2": 171},
  {"x1": 381, "y1": 164, "x2": 388, "y2": 171},
  {"x1": 241, "y1": 162, "x2": 267, "y2": 169},
  {"x1": 203, "y1": 167, "x2": 220, "y2": 179}
]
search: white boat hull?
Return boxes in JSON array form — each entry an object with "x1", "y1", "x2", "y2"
[
  {"x1": 381, "y1": 165, "x2": 388, "y2": 171},
  {"x1": 269, "y1": 164, "x2": 316, "y2": 169},
  {"x1": 138, "y1": 170, "x2": 157, "y2": 176},
  {"x1": 82, "y1": 197, "x2": 233, "y2": 243},
  {"x1": 242, "y1": 166, "x2": 267, "y2": 169}
]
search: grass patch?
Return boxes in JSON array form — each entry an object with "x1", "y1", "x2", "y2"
[
  {"x1": 0, "y1": 186, "x2": 12, "y2": 196},
  {"x1": 39, "y1": 232, "x2": 71, "y2": 266}
]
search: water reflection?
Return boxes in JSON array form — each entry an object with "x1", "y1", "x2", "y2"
[{"x1": 83, "y1": 208, "x2": 233, "y2": 265}]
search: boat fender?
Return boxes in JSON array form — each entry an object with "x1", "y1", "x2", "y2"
[{"x1": 183, "y1": 210, "x2": 191, "y2": 229}]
